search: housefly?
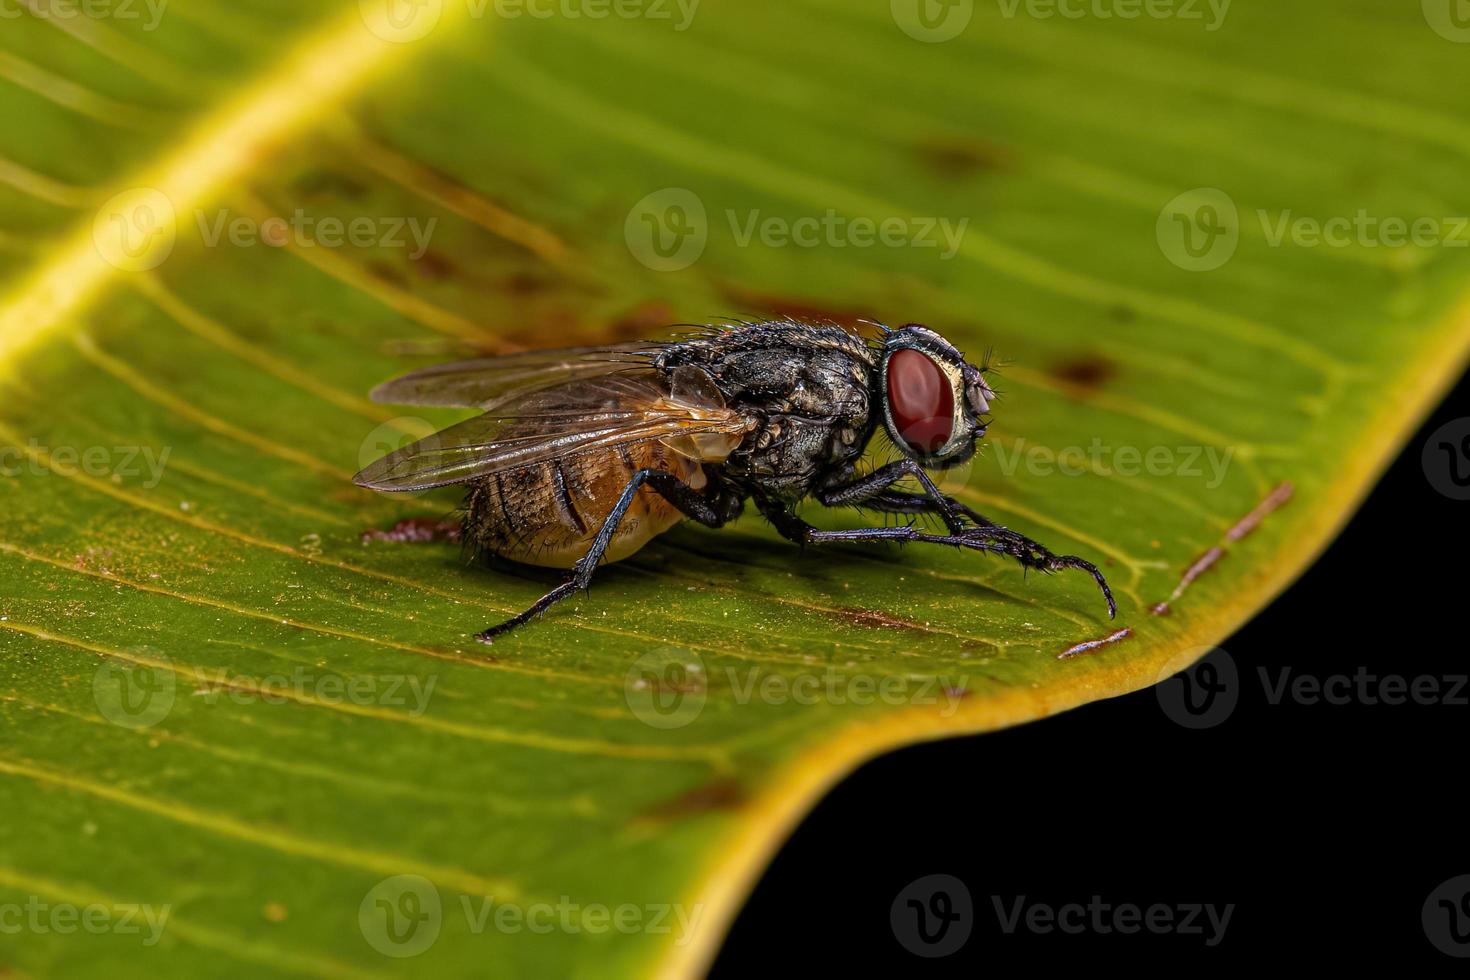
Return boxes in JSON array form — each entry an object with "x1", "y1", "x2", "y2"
[{"x1": 354, "y1": 318, "x2": 1116, "y2": 642}]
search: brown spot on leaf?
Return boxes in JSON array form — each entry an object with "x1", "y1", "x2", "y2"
[
  {"x1": 914, "y1": 137, "x2": 1013, "y2": 178},
  {"x1": 1050, "y1": 354, "x2": 1117, "y2": 391},
  {"x1": 367, "y1": 260, "x2": 409, "y2": 287},
  {"x1": 413, "y1": 250, "x2": 457, "y2": 281},
  {"x1": 502, "y1": 271, "x2": 549, "y2": 295},
  {"x1": 829, "y1": 607, "x2": 927, "y2": 632},
  {"x1": 641, "y1": 778, "x2": 744, "y2": 821}
]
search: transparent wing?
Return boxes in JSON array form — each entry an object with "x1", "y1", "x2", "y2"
[
  {"x1": 353, "y1": 368, "x2": 751, "y2": 492},
  {"x1": 368, "y1": 343, "x2": 666, "y2": 409}
]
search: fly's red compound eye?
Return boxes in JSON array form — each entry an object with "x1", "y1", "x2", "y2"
[{"x1": 887, "y1": 348, "x2": 953, "y2": 453}]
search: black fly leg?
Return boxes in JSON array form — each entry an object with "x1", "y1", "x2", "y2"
[
  {"x1": 477, "y1": 471, "x2": 744, "y2": 643},
  {"x1": 816, "y1": 461, "x2": 971, "y2": 532},
  {"x1": 944, "y1": 522, "x2": 1116, "y2": 618},
  {"x1": 760, "y1": 499, "x2": 1117, "y2": 619},
  {"x1": 820, "y1": 465, "x2": 1056, "y2": 554}
]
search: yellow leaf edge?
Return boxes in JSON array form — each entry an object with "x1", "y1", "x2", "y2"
[{"x1": 655, "y1": 294, "x2": 1470, "y2": 980}]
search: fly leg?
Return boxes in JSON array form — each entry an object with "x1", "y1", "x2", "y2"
[
  {"x1": 816, "y1": 461, "x2": 971, "y2": 532},
  {"x1": 759, "y1": 498, "x2": 1116, "y2": 619},
  {"x1": 818, "y1": 465, "x2": 1056, "y2": 554},
  {"x1": 477, "y1": 470, "x2": 744, "y2": 643}
]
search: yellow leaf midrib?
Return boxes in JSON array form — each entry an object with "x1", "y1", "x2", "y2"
[{"x1": 0, "y1": 4, "x2": 469, "y2": 374}]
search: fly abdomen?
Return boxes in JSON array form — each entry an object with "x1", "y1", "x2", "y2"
[
  {"x1": 465, "y1": 445, "x2": 702, "y2": 569},
  {"x1": 549, "y1": 462, "x2": 588, "y2": 536}
]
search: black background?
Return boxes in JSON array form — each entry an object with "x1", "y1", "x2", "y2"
[{"x1": 713, "y1": 370, "x2": 1468, "y2": 973}]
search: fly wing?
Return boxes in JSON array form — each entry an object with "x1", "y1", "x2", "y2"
[
  {"x1": 369, "y1": 343, "x2": 666, "y2": 410},
  {"x1": 353, "y1": 368, "x2": 751, "y2": 492}
]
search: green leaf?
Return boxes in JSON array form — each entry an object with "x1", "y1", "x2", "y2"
[{"x1": 2, "y1": 1, "x2": 1468, "y2": 976}]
